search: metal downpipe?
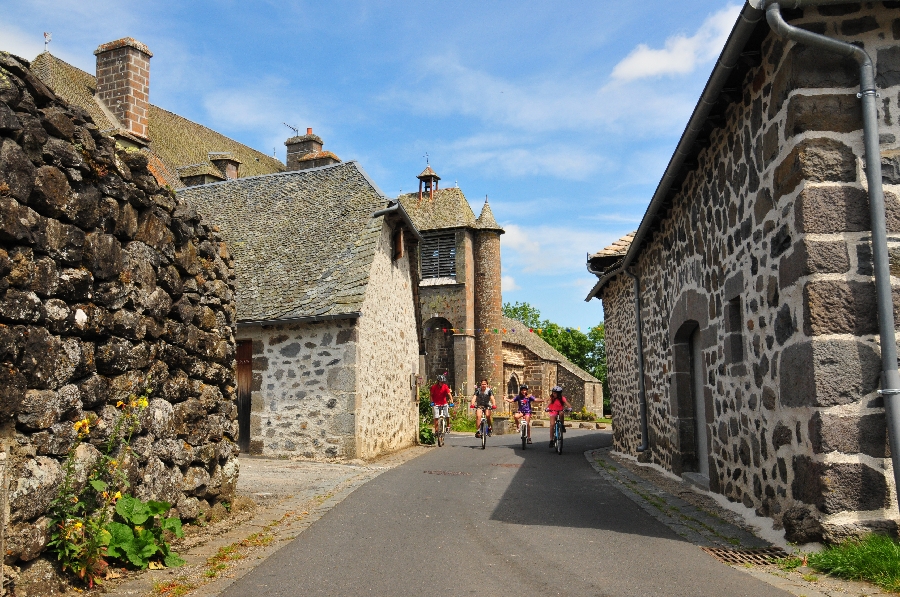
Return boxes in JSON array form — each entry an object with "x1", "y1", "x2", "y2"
[
  {"x1": 624, "y1": 269, "x2": 649, "y2": 453},
  {"x1": 766, "y1": 2, "x2": 900, "y2": 510}
]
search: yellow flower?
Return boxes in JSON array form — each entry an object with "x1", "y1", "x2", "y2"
[
  {"x1": 130, "y1": 401, "x2": 137, "y2": 408},
  {"x1": 73, "y1": 521, "x2": 82, "y2": 529},
  {"x1": 116, "y1": 401, "x2": 124, "y2": 408},
  {"x1": 138, "y1": 397, "x2": 149, "y2": 408},
  {"x1": 113, "y1": 491, "x2": 122, "y2": 500},
  {"x1": 71, "y1": 496, "x2": 79, "y2": 503}
]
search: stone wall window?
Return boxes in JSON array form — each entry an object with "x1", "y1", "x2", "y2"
[
  {"x1": 392, "y1": 228, "x2": 404, "y2": 261},
  {"x1": 724, "y1": 296, "x2": 744, "y2": 368},
  {"x1": 421, "y1": 232, "x2": 456, "y2": 279}
]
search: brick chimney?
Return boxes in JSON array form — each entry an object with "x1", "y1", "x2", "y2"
[
  {"x1": 94, "y1": 38, "x2": 152, "y2": 140},
  {"x1": 285, "y1": 128, "x2": 341, "y2": 171}
]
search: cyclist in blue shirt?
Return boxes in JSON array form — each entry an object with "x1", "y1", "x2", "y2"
[{"x1": 504, "y1": 384, "x2": 541, "y2": 443}]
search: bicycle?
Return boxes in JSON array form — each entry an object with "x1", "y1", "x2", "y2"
[
  {"x1": 547, "y1": 407, "x2": 572, "y2": 455},
  {"x1": 470, "y1": 404, "x2": 495, "y2": 450},
  {"x1": 518, "y1": 415, "x2": 530, "y2": 450},
  {"x1": 431, "y1": 402, "x2": 454, "y2": 447}
]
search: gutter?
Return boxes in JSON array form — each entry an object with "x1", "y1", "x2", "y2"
[
  {"x1": 585, "y1": 2, "x2": 765, "y2": 302},
  {"x1": 762, "y1": 0, "x2": 900, "y2": 516},
  {"x1": 624, "y1": 270, "x2": 650, "y2": 453},
  {"x1": 372, "y1": 200, "x2": 424, "y2": 241},
  {"x1": 236, "y1": 312, "x2": 361, "y2": 328}
]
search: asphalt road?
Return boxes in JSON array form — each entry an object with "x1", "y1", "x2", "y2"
[{"x1": 221, "y1": 429, "x2": 790, "y2": 597}]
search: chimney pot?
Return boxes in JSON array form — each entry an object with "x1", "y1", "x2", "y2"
[{"x1": 307, "y1": 127, "x2": 313, "y2": 135}]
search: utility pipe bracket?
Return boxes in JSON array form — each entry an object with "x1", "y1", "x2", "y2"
[
  {"x1": 857, "y1": 90, "x2": 881, "y2": 98},
  {"x1": 878, "y1": 389, "x2": 900, "y2": 396}
]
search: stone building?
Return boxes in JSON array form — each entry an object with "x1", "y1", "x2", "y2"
[
  {"x1": 400, "y1": 167, "x2": 603, "y2": 405},
  {"x1": 29, "y1": 39, "x2": 287, "y2": 188},
  {"x1": 0, "y1": 52, "x2": 238, "y2": 564},
  {"x1": 180, "y1": 161, "x2": 423, "y2": 460},
  {"x1": 586, "y1": 2, "x2": 900, "y2": 543}
]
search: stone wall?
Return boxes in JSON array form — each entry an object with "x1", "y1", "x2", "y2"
[
  {"x1": 0, "y1": 53, "x2": 238, "y2": 562},
  {"x1": 355, "y1": 221, "x2": 420, "y2": 460},
  {"x1": 474, "y1": 230, "x2": 503, "y2": 386},
  {"x1": 241, "y1": 319, "x2": 357, "y2": 459},
  {"x1": 602, "y1": 5, "x2": 900, "y2": 542},
  {"x1": 417, "y1": 229, "x2": 475, "y2": 393}
]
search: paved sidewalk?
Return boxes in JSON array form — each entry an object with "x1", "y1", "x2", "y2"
[
  {"x1": 586, "y1": 447, "x2": 890, "y2": 597},
  {"x1": 103, "y1": 446, "x2": 428, "y2": 596}
]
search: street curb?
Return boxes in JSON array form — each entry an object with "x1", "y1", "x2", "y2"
[{"x1": 104, "y1": 446, "x2": 429, "y2": 596}]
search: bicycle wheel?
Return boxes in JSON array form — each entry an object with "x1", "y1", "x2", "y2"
[
  {"x1": 556, "y1": 422, "x2": 563, "y2": 454},
  {"x1": 521, "y1": 422, "x2": 527, "y2": 450},
  {"x1": 437, "y1": 417, "x2": 445, "y2": 447},
  {"x1": 481, "y1": 418, "x2": 487, "y2": 450}
]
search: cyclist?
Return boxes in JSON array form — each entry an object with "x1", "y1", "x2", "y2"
[
  {"x1": 430, "y1": 374, "x2": 453, "y2": 435},
  {"x1": 504, "y1": 384, "x2": 541, "y2": 443},
  {"x1": 470, "y1": 378, "x2": 496, "y2": 438},
  {"x1": 546, "y1": 385, "x2": 571, "y2": 448}
]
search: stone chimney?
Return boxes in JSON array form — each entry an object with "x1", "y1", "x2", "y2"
[
  {"x1": 285, "y1": 128, "x2": 341, "y2": 171},
  {"x1": 94, "y1": 38, "x2": 152, "y2": 140}
]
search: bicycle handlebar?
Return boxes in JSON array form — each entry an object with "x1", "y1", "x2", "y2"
[
  {"x1": 545, "y1": 408, "x2": 573, "y2": 412},
  {"x1": 430, "y1": 402, "x2": 455, "y2": 406},
  {"x1": 470, "y1": 405, "x2": 496, "y2": 410}
]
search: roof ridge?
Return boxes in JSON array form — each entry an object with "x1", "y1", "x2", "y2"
[{"x1": 176, "y1": 160, "x2": 363, "y2": 191}]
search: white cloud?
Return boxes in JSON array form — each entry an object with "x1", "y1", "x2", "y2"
[
  {"x1": 611, "y1": 4, "x2": 741, "y2": 81},
  {"x1": 501, "y1": 223, "x2": 622, "y2": 276},
  {"x1": 501, "y1": 275, "x2": 520, "y2": 292}
]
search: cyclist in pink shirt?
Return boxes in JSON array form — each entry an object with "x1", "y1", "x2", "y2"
[{"x1": 546, "y1": 386, "x2": 571, "y2": 448}]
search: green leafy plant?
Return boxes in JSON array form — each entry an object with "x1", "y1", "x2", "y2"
[
  {"x1": 107, "y1": 495, "x2": 185, "y2": 569},
  {"x1": 47, "y1": 382, "x2": 185, "y2": 586}
]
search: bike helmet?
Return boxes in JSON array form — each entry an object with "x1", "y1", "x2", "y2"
[
  {"x1": 437, "y1": 374, "x2": 447, "y2": 383},
  {"x1": 519, "y1": 384, "x2": 528, "y2": 391},
  {"x1": 551, "y1": 385, "x2": 563, "y2": 394}
]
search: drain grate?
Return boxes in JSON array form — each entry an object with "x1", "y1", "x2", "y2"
[
  {"x1": 491, "y1": 464, "x2": 523, "y2": 468},
  {"x1": 423, "y1": 470, "x2": 470, "y2": 476},
  {"x1": 702, "y1": 546, "x2": 788, "y2": 565}
]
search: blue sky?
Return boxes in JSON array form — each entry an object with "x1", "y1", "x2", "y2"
[{"x1": 2, "y1": 0, "x2": 742, "y2": 330}]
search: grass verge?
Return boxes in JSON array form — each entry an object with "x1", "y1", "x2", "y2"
[{"x1": 807, "y1": 534, "x2": 900, "y2": 592}]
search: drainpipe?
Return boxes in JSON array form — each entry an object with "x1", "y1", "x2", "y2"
[
  {"x1": 765, "y1": 1, "x2": 900, "y2": 509},
  {"x1": 623, "y1": 269, "x2": 649, "y2": 453}
]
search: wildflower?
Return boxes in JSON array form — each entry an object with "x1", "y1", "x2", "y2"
[
  {"x1": 116, "y1": 401, "x2": 124, "y2": 408},
  {"x1": 71, "y1": 496, "x2": 79, "y2": 503},
  {"x1": 73, "y1": 521, "x2": 83, "y2": 529},
  {"x1": 113, "y1": 491, "x2": 122, "y2": 500},
  {"x1": 101, "y1": 491, "x2": 109, "y2": 499},
  {"x1": 138, "y1": 397, "x2": 149, "y2": 408}
]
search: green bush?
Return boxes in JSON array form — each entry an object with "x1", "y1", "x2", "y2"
[{"x1": 106, "y1": 495, "x2": 185, "y2": 569}]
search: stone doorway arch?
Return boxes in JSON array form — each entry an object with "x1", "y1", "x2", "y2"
[{"x1": 423, "y1": 317, "x2": 455, "y2": 387}]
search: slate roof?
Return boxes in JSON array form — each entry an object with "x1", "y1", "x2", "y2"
[
  {"x1": 398, "y1": 188, "x2": 478, "y2": 232},
  {"x1": 500, "y1": 316, "x2": 600, "y2": 383},
  {"x1": 476, "y1": 199, "x2": 504, "y2": 232},
  {"x1": 29, "y1": 52, "x2": 285, "y2": 188},
  {"x1": 178, "y1": 161, "x2": 390, "y2": 322}
]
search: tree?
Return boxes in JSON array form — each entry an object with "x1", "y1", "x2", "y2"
[{"x1": 502, "y1": 301, "x2": 542, "y2": 329}]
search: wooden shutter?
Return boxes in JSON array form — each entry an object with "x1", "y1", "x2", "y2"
[{"x1": 421, "y1": 232, "x2": 456, "y2": 279}]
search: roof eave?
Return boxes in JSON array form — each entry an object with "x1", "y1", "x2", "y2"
[{"x1": 586, "y1": 2, "x2": 766, "y2": 299}]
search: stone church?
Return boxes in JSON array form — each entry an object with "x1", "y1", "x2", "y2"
[
  {"x1": 587, "y1": 2, "x2": 900, "y2": 543},
  {"x1": 400, "y1": 167, "x2": 603, "y2": 411}
]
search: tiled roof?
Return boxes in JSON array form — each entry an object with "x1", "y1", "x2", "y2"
[
  {"x1": 476, "y1": 199, "x2": 503, "y2": 232},
  {"x1": 589, "y1": 231, "x2": 636, "y2": 260},
  {"x1": 209, "y1": 152, "x2": 241, "y2": 164},
  {"x1": 417, "y1": 165, "x2": 440, "y2": 180},
  {"x1": 500, "y1": 316, "x2": 599, "y2": 383},
  {"x1": 298, "y1": 151, "x2": 341, "y2": 162},
  {"x1": 29, "y1": 52, "x2": 285, "y2": 188},
  {"x1": 176, "y1": 163, "x2": 225, "y2": 179},
  {"x1": 398, "y1": 188, "x2": 477, "y2": 232},
  {"x1": 178, "y1": 161, "x2": 388, "y2": 322}
]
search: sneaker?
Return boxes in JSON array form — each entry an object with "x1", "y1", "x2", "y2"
[
  {"x1": 475, "y1": 431, "x2": 482, "y2": 438},
  {"x1": 549, "y1": 440, "x2": 555, "y2": 447},
  {"x1": 527, "y1": 438, "x2": 532, "y2": 444},
  {"x1": 488, "y1": 427, "x2": 493, "y2": 436}
]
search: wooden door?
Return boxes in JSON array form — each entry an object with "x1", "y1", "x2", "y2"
[{"x1": 236, "y1": 341, "x2": 252, "y2": 453}]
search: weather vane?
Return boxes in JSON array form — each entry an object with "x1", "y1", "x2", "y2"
[
  {"x1": 43, "y1": 32, "x2": 52, "y2": 53},
  {"x1": 424, "y1": 152, "x2": 429, "y2": 165}
]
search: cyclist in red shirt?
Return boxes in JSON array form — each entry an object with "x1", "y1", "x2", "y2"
[
  {"x1": 430, "y1": 374, "x2": 453, "y2": 435},
  {"x1": 546, "y1": 386, "x2": 571, "y2": 448}
]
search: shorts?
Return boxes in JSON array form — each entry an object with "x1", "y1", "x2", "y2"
[
  {"x1": 433, "y1": 404, "x2": 450, "y2": 419},
  {"x1": 473, "y1": 402, "x2": 492, "y2": 411}
]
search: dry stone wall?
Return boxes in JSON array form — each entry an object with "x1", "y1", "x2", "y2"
[
  {"x1": 0, "y1": 53, "x2": 238, "y2": 563},
  {"x1": 602, "y1": 5, "x2": 900, "y2": 542}
]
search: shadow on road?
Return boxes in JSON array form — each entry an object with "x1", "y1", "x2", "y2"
[{"x1": 448, "y1": 428, "x2": 683, "y2": 540}]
